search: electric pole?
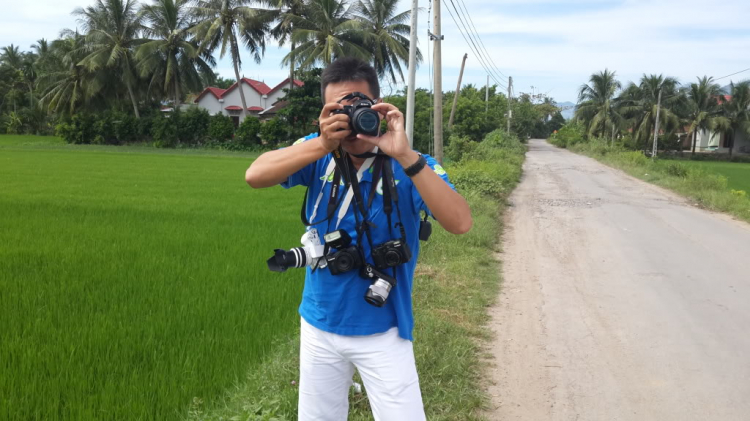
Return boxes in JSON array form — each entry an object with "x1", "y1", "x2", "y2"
[
  {"x1": 448, "y1": 53, "x2": 468, "y2": 128},
  {"x1": 485, "y1": 74, "x2": 489, "y2": 113},
  {"x1": 507, "y1": 76, "x2": 512, "y2": 134},
  {"x1": 652, "y1": 88, "x2": 662, "y2": 159},
  {"x1": 405, "y1": 0, "x2": 419, "y2": 148},
  {"x1": 432, "y1": 0, "x2": 443, "y2": 164}
]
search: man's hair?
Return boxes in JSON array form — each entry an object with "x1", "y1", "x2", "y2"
[{"x1": 320, "y1": 57, "x2": 380, "y2": 103}]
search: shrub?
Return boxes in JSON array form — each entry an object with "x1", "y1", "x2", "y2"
[
  {"x1": 177, "y1": 107, "x2": 211, "y2": 145},
  {"x1": 663, "y1": 162, "x2": 688, "y2": 178},
  {"x1": 260, "y1": 117, "x2": 289, "y2": 145},
  {"x1": 235, "y1": 116, "x2": 262, "y2": 147},
  {"x1": 151, "y1": 114, "x2": 178, "y2": 147},
  {"x1": 55, "y1": 114, "x2": 97, "y2": 144},
  {"x1": 209, "y1": 114, "x2": 234, "y2": 142},
  {"x1": 446, "y1": 135, "x2": 477, "y2": 163},
  {"x1": 732, "y1": 189, "x2": 747, "y2": 198},
  {"x1": 549, "y1": 120, "x2": 585, "y2": 148}
]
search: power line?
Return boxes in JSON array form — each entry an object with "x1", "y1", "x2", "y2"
[
  {"x1": 442, "y1": 0, "x2": 507, "y2": 90},
  {"x1": 715, "y1": 67, "x2": 750, "y2": 81},
  {"x1": 454, "y1": 0, "x2": 507, "y2": 79}
]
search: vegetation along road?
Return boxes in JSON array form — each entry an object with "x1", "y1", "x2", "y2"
[{"x1": 486, "y1": 139, "x2": 750, "y2": 421}]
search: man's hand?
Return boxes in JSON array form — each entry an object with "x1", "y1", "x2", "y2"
[
  {"x1": 318, "y1": 102, "x2": 351, "y2": 152},
  {"x1": 356, "y1": 103, "x2": 412, "y2": 162}
]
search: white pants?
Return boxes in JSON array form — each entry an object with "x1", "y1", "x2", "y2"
[{"x1": 298, "y1": 318, "x2": 426, "y2": 421}]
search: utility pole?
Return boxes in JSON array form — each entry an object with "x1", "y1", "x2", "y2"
[
  {"x1": 652, "y1": 88, "x2": 662, "y2": 159},
  {"x1": 507, "y1": 76, "x2": 512, "y2": 134},
  {"x1": 432, "y1": 0, "x2": 443, "y2": 164},
  {"x1": 485, "y1": 74, "x2": 489, "y2": 113},
  {"x1": 405, "y1": 0, "x2": 419, "y2": 148},
  {"x1": 448, "y1": 53, "x2": 468, "y2": 128}
]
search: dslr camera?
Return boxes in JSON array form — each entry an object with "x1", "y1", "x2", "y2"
[
  {"x1": 267, "y1": 229, "x2": 326, "y2": 272},
  {"x1": 324, "y1": 230, "x2": 364, "y2": 275},
  {"x1": 371, "y1": 239, "x2": 411, "y2": 270},
  {"x1": 332, "y1": 92, "x2": 381, "y2": 137}
]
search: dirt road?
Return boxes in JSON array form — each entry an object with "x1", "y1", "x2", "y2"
[{"x1": 486, "y1": 139, "x2": 750, "y2": 421}]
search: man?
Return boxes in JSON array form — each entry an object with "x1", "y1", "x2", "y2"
[{"x1": 246, "y1": 57, "x2": 472, "y2": 420}]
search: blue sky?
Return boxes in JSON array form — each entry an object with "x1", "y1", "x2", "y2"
[{"x1": 1, "y1": 0, "x2": 749, "y2": 103}]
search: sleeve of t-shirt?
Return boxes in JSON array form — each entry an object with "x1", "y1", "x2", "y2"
[
  {"x1": 411, "y1": 153, "x2": 456, "y2": 216},
  {"x1": 280, "y1": 132, "x2": 320, "y2": 189}
]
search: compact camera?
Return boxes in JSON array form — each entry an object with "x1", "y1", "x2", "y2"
[
  {"x1": 361, "y1": 264, "x2": 397, "y2": 307},
  {"x1": 371, "y1": 239, "x2": 411, "y2": 270}
]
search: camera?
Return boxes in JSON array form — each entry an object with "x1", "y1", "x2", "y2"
[
  {"x1": 361, "y1": 264, "x2": 397, "y2": 307},
  {"x1": 267, "y1": 229, "x2": 326, "y2": 272},
  {"x1": 371, "y1": 239, "x2": 412, "y2": 270},
  {"x1": 332, "y1": 92, "x2": 380, "y2": 137},
  {"x1": 324, "y1": 230, "x2": 364, "y2": 275}
]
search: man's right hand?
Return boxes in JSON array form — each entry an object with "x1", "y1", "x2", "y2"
[{"x1": 318, "y1": 103, "x2": 351, "y2": 152}]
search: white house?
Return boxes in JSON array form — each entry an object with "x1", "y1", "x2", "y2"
[
  {"x1": 682, "y1": 95, "x2": 750, "y2": 154},
  {"x1": 194, "y1": 77, "x2": 303, "y2": 126}
]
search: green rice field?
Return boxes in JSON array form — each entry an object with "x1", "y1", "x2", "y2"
[
  {"x1": 0, "y1": 135, "x2": 305, "y2": 420},
  {"x1": 677, "y1": 160, "x2": 750, "y2": 192}
]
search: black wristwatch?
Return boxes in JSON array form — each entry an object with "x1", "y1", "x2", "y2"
[{"x1": 404, "y1": 153, "x2": 427, "y2": 177}]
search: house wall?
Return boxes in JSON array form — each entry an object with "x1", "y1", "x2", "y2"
[
  {"x1": 197, "y1": 95, "x2": 223, "y2": 115},
  {"x1": 693, "y1": 129, "x2": 750, "y2": 154}
]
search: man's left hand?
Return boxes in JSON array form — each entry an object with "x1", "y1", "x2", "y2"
[{"x1": 356, "y1": 103, "x2": 415, "y2": 164}]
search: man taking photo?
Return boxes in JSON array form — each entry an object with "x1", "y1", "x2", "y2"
[{"x1": 245, "y1": 57, "x2": 472, "y2": 420}]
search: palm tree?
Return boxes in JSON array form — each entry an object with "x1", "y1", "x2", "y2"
[
  {"x1": 262, "y1": 0, "x2": 307, "y2": 89},
  {"x1": 715, "y1": 81, "x2": 750, "y2": 157},
  {"x1": 282, "y1": 0, "x2": 368, "y2": 70},
  {"x1": 0, "y1": 45, "x2": 24, "y2": 70},
  {"x1": 192, "y1": 0, "x2": 270, "y2": 119},
  {"x1": 685, "y1": 76, "x2": 723, "y2": 156},
  {"x1": 575, "y1": 69, "x2": 622, "y2": 139},
  {"x1": 619, "y1": 74, "x2": 681, "y2": 152},
  {"x1": 137, "y1": 0, "x2": 216, "y2": 107},
  {"x1": 39, "y1": 31, "x2": 102, "y2": 115},
  {"x1": 74, "y1": 0, "x2": 144, "y2": 118},
  {"x1": 352, "y1": 0, "x2": 420, "y2": 83}
]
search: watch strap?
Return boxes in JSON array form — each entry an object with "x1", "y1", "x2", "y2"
[{"x1": 404, "y1": 153, "x2": 427, "y2": 177}]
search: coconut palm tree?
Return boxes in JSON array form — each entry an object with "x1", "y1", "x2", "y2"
[
  {"x1": 575, "y1": 69, "x2": 622, "y2": 139},
  {"x1": 192, "y1": 0, "x2": 270, "y2": 119},
  {"x1": 685, "y1": 76, "x2": 723, "y2": 156},
  {"x1": 282, "y1": 0, "x2": 368, "y2": 70},
  {"x1": 262, "y1": 0, "x2": 307, "y2": 89},
  {"x1": 352, "y1": 0, "x2": 420, "y2": 83},
  {"x1": 39, "y1": 31, "x2": 102, "y2": 115},
  {"x1": 715, "y1": 81, "x2": 750, "y2": 157},
  {"x1": 74, "y1": 0, "x2": 144, "y2": 118},
  {"x1": 137, "y1": 0, "x2": 216, "y2": 107},
  {"x1": 619, "y1": 74, "x2": 681, "y2": 152}
]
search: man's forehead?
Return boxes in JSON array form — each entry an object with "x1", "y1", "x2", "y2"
[{"x1": 325, "y1": 81, "x2": 374, "y2": 102}]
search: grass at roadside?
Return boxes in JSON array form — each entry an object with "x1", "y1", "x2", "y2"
[
  {"x1": 668, "y1": 160, "x2": 750, "y2": 192},
  {"x1": 553, "y1": 139, "x2": 750, "y2": 223},
  {"x1": 190, "y1": 130, "x2": 526, "y2": 421}
]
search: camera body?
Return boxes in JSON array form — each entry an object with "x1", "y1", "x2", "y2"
[
  {"x1": 324, "y1": 230, "x2": 364, "y2": 275},
  {"x1": 332, "y1": 98, "x2": 380, "y2": 137},
  {"x1": 371, "y1": 239, "x2": 411, "y2": 270}
]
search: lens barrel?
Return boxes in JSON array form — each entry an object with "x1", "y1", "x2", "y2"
[
  {"x1": 364, "y1": 278, "x2": 392, "y2": 307},
  {"x1": 267, "y1": 247, "x2": 307, "y2": 272}
]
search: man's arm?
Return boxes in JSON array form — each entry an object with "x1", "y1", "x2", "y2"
[
  {"x1": 245, "y1": 103, "x2": 350, "y2": 189},
  {"x1": 357, "y1": 103, "x2": 472, "y2": 235}
]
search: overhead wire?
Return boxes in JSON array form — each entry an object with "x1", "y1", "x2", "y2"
[
  {"x1": 715, "y1": 67, "x2": 750, "y2": 81},
  {"x1": 454, "y1": 0, "x2": 507, "y2": 79},
  {"x1": 442, "y1": 0, "x2": 507, "y2": 90}
]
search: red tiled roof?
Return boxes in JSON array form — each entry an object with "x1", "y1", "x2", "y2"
[
  {"x1": 247, "y1": 106, "x2": 264, "y2": 112},
  {"x1": 222, "y1": 78, "x2": 273, "y2": 97},
  {"x1": 194, "y1": 86, "x2": 227, "y2": 103},
  {"x1": 224, "y1": 105, "x2": 243, "y2": 110},
  {"x1": 717, "y1": 95, "x2": 732, "y2": 104},
  {"x1": 268, "y1": 78, "x2": 305, "y2": 95}
]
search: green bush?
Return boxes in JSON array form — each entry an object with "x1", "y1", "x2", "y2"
[
  {"x1": 55, "y1": 114, "x2": 97, "y2": 144},
  {"x1": 549, "y1": 120, "x2": 585, "y2": 148},
  {"x1": 151, "y1": 114, "x2": 178, "y2": 147},
  {"x1": 445, "y1": 134, "x2": 477, "y2": 163},
  {"x1": 209, "y1": 114, "x2": 235, "y2": 142},
  {"x1": 261, "y1": 117, "x2": 289, "y2": 145},
  {"x1": 235, "y1": 116, "x2": 262, "y2": 147},
  {"x1": 663, "y1": 161, "x2": 689, "y2": 178},
  {"x1": 177, "y1": 107, "x2": 211, "y2": 145}
]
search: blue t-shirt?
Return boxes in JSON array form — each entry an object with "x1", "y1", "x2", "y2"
[{"x1": 281, "y1": 133, "x2": 455, "y2": 341}]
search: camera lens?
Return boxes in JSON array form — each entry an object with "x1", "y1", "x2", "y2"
[
  {"x1": 384, "y1": 250, "x2": 402, "y2": 267},
  {"x1": 364, "y1": 278, "x2": 392, "y2": 307},
  {"x1": 353, "y1": 109, "x2": 380, "y2": 136},
  {"x1": 267, "y1": 247, "x2": 307, "y2": 272},
  {"x1": 335, "y1": 253, "x2": 354, "y2": 272}
]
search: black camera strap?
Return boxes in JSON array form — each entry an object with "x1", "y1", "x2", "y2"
[
  {"x1": 300, "y1": 167, "x2": 343, "y2": 227},
  {"x1": 381, "y1": 158, "x2": 408, "y2": 243},
  {"x1": 331, "y1": 147, "x2": 377, "y2": 253}
]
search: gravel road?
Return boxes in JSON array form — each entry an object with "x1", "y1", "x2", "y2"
[{"x1": 486, "y1": 139, "x2": 750, "y2": 421}]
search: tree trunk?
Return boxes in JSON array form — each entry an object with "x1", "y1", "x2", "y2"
[
  {"x1": 174, "y1": 77, "x2": 180, "y2": 112},
  {"x1": 728, "y1": 131, "x2": 734, "y2": 157},
  {"x1": 289, "y1": 41, "x2": 295, "y2": 90},
  {"x1": 232, "y1": 37, "x2": 248, "y2": 120},
  {"x1": 691, "y1": 130, "x2": 697, "y2": 157},
  {"x1": 125, "y1": 79, "x2": 140, "y2": 119}
]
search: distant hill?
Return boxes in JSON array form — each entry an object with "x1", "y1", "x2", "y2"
[{"x1": 557, "y1": 101, "x2": 576, "y2": 120}]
